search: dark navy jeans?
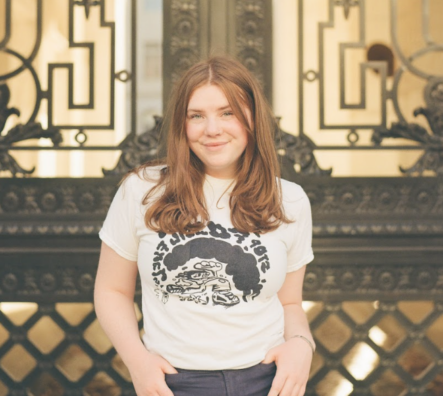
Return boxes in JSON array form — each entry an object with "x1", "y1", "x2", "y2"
[{"x1": 165, "y1": 362, "x2": 276, "y2": 396}]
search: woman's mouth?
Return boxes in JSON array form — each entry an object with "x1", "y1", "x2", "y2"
[{"x1": 203, "y1": 142, "x2": 228, "y2": 150}]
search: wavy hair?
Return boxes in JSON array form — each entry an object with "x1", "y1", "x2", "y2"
[{"x1": 134, "y1": 56, "x2": 290, "y2": 234}]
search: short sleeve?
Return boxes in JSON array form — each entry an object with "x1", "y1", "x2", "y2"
[
  {"x1": 286, "y1": 191, "x2": 314, "y2": 273},
  {"x1": 99, "y1": 175, "x2": 140, "y2": 261}
]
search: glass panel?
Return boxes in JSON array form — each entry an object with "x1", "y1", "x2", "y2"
[
  {"x1": 315, "y1": 370, "x2": 353, "y2": 396},
  {"x1": 55, "y1": 302, "x2": 93, "y2": 326},
  {"x1": 342, "y1": 301, "x2": 377, "y2": 324},
  {"x1": 369, "y1": 315, "x2": 407, "y2": 351},
  {"x1": 56, "y1": 344, "x2": 93, "y2": 382},
  {"x1": 28, "y1": 316, "x2": 65, "y2": 354},
  {"x1": 370, "y1": 369, "x2": 407, "y2": 396},
  {"x1": 397, "y1": 301, "x2": 434, "y2": 324},
  {"x1": 0, "y1": 323, "x2": 9, "y2": 347},
  {"x1": 427, "y1": 370, "x2": 443, "y2": 396},
  {"x1": 84, "y1": 372, "x2": 121, "y2": 396},
  {"x1": 84, "y1": 319, "x2": 113, "y2": 354},
  {"x1": 0, "y1": 380, "x2": 7, "y2": 396},
  {"x1": 112, "y1": 354, "x2": 131, "y2": 382},
  {"x1": 0, "y1": 344, "x2": 37, "y2": 381},
  {"x1": 29, "y1": 372, "x2": 64, "y2": 396},
  {"x1": 0, "y1": 302, "x2": 38, "y2": 325},
  {"x1": 314, "y1": 314, "x2": 352, "y2": 352},
  {"x1": 426, "y1": 314, "x2": 443, "y2": 351},
  {"x1": 398, "y1": 343, "x2": 434, "y2": 379},
  {"x1": 342, "y1": 342, "x2": 379, "y2": 380},
  {"x1": 309, "y1": 352, "x2": 324, "y2": 380},
  {"x1": 136, "y1": 0, "x2": 163, "y2": 133},
  {"x1": 303, "y1": 301, "x2": 324, "y2": 322}
]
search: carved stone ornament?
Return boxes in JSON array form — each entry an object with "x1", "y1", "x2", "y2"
[
  {"x1": 303, "y1": 265, "x2": 443, "y2": 300},
  {"x1": 235, "y1": 0, "x2": 267, "y2": 90},
  {"x1": 169, "y1": 0, "x2": 200, "y2": 85}
]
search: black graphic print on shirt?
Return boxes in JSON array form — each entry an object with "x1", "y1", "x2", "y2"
[{"x1": 151, "y1": 222, "x2": 271, "y2": 308}]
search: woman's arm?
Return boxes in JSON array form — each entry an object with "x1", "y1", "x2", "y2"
[
  {"x1": 94, "y1": 242, "x2": 177, "y2": 396},
  {"x1": 263, "y1": 266, "x2": 314, "y2": 396}
]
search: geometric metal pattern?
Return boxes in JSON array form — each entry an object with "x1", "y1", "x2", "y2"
[
  {"x1": 293, "y1": 0, "x2": 443, "y2": 176},
  {"x1": 0, "y1": 302, "x2": 141, "y2": 396},
  {"x1": 0, "y1": 0, "x2": 137, "y2": 177},
  {"x1": 306, "y1": 300, "x2": 443, "y2": 396},
  {"x1": 1, "y1": 301, "x2": 442, "y2": 395}
]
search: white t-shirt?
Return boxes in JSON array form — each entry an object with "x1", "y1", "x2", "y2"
[{"x1": 99, "y1": 166, "x2": 314, "y2": 370}]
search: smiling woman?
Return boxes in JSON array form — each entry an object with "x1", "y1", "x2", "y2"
[
  {"x1": 185, "y1": 84, "x2": 249, "y2": 179},
  {"x1": 95, "y1": 57, "x2": 315, "y2": 396},
  {"x1": 94, "y1": 56, "x2": 315, "y2": 396}
]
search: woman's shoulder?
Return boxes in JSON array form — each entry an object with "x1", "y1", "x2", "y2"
[
  {"x1": 121, "y1": 164, "x2": 166, "y2": 197},
  {"x1": 279, "y1": 178, "x2": 308, "y2": 203}
]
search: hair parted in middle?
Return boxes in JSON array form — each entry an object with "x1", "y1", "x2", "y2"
[{"x1": 138, "y1": 55, "x2": 291, "y2": 234}]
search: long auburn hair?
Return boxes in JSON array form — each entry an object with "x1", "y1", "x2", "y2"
[{"x1": 134, "y1": 56, "x2": 290, "y2": 234}]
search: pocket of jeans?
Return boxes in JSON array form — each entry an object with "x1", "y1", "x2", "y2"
[
  {"x1": 259, "y1": 361, "x2": 276, "y2": 368},
  {"x1": 164, "y1": 372, "x2": 183, "y2": 383},
  {"x1": 258, "y1": 361, "x2": 277, "y2": 373}
]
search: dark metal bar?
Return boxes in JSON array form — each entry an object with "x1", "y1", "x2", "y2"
[
  {"x1": 298, "y1": 0, "x2": 304, "y2": 136},
  {"x1": 99, "y1": 0, "x2": 116, "y2": 130},
  {"x1": 130, "y1": 0, "x2": 137, "y2": 135},
  {"x1": 68, "y1": 0, "x2": 95, "y2": 109},
  {"x1": 0, "y1": 0, "x2": 11, "y2": 50}
]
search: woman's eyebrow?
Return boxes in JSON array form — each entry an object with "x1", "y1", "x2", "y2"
[{"x1": 187, "y1": 105, "x2": 232, "y2": 113}]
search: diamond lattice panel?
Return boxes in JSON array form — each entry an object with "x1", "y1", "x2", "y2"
[{"x1": 0, "y1": 301, "x2": 442, "y2": 395}]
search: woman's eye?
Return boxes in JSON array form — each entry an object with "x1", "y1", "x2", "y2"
[
  {"x1": 190, "y1": 114, "x2": 202, "y2": 119},
  {"x1": 222, "y1": 111, "x2": 233, "y2": 117}
]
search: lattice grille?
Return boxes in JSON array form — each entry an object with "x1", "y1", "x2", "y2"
[{"x1": 0, "y1": 301, "x2": 442, "y2": 395}]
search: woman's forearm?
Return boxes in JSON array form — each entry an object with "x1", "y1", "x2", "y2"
[
  {"x1": 94, "y1": 288, "x2": 150, "y2": 371},
  {"x1": 283, "y1": 303, "x2": 315, "y2": 349}
]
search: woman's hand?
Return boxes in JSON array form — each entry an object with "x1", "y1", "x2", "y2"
[
  {"x1": 129, "y1": 349, "x2": 178, "y2": 396},
  {"x1": 263, "y1": 337, "x2": 313, "y2": 396}
]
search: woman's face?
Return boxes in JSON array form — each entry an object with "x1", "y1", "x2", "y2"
[{"x1": 185, "y1": 84, "x2": 250, "y2": 179}]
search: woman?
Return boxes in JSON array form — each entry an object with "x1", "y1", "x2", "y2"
[{"x1": 95, "y1": 56, "x2": 315, "y2": 396}]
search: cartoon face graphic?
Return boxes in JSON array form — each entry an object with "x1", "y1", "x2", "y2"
[{"x1": 165, "y1": 260, "x2": 240, "y2": 307}]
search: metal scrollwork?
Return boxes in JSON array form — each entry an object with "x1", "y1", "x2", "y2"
[
  {"x1": 275, "y1": 127, "x2": 332, "y2": 176},
  {"x1": 372, "y1": 78, "x2": 443, "y2": 175},
  {"x1": 103, "y1": 115, "x2": 163, "y2": 176},
  {"x1": 0, "y1": 84, "x2": 62, "y2": 176}
]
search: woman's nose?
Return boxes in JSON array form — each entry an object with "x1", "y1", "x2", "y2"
[{"x1": 205, "y1": 118, "x2": 222, "y2": 136}]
